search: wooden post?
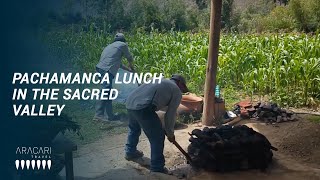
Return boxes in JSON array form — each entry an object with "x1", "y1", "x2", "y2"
[
  {"x1": 202, "y1": 0, "x2": 222, "y2": 125},
  {"x1": 65, "y1": 152, "x2": 74, "y2": 180}
]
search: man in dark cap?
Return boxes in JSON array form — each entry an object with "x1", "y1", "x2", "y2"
[
  {"x1": 124, "y1": 74, "x2": 189, "y2": 174},
  {"x1": 94, "y1": 33, "x2": 135, "y2": 122}
]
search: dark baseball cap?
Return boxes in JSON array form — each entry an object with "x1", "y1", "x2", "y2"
[
  {"x1": 114, "y1": 33, "x2": 126, "y2": 42},
  {"x1": 171, "y1": 74, "x2": 189, "y2": 93}
]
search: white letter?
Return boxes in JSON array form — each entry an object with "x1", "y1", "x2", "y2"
[
  {"x1": 143, "y1": 73, "x2": 152, "y2": 84},
  {"x1": 109, "y1": 89, "x2": 118, "y2": 100},
  {"x1": 47, "y1": 105, "x2": 55, "y2": 116},
  {"x1": 21, "y1": 105, "x2": 30, "y2": 116},
  {"x1": 60, "y1": 73, "x2": 72, "y2": 84},
  {"x1": 153, "y1": 73, "x2": 163, "y2": 84},
  {"x1": 63, "y1": 89, "x2": 72, "y2": 100},
  {"x1": 50, "y1": 89, "x2": 59, "y2": 100},
  {"x1": 12, "y1": 73, "x2": 22, "y2": 84},
  {"x1": 56, "y1": 104, "x2": 65, "y2": 116},
  {"x1": 13, "y1": 105, "x2": 22, "y2": 116},
  {"x1": 100, "y1": 89, "x2": 110, "y2": 100},
  {"x1": 123, "y1": 73, "x2": 132, "y2": 84},
  {"x1": 40, "y1": 73, "x2": 50, "y2": 84},
  {"x1": 49, "y1": 73, "x2": 58, "y2": 84},
  {"x1": 92, "y1": 73, "x2": 101, "y2": 84},
  {"x1": 115, "y1": 73, "x2": 121, "y2": 84},
  {"x1": 30, "y1": 73, "x2": 39, "y2": 84},
  {"x1": 82, "y1": 73, "x2": 92, "y2": 84},
  {"x1": 91, "y1": 89, "x2": 100, "y2": 100},
  {"x1": 71, "y1": 73, "x2": 80, "y2": 84},
  {"x1": 81, "y1": 89, "x2": 90, "y2": 100},
  {"x1": 101, "y1": 73, "x2": 110, "y2": 84},
  {"x1": 133, "y1": 73, "x2": 143, "y2": 84},
  {"x1": 20, "y1": 73, "x2": 29, "y2": 84},
  {"x1": 32, "y1": 89, "x2": 41, "y2": 100}
]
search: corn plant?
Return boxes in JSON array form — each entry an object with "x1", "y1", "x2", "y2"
[{"x1": 43, "y1": 28, "x2": 320, "y2": 107}]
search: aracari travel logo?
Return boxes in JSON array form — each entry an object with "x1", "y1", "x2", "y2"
[{"x1": 15, "y1": 147, "x2": 52, "y2": 170}]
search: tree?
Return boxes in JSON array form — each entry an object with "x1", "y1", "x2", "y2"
[
  {"x1": 221, "y1": 0, "x2": 234, "y2": 30},
  {"x1": 195, "y1": 0, "x2": 208, "y2": 10}
]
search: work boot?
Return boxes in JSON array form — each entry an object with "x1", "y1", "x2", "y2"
[
  {"x1": 125, "y1": 150, "x2": 144, "y2": 161},
  {"x1": 93, "y1": 116, "x2": 106, "y2": 122},
  {"x1": 108, "y1": 114, "x2": 121, "y2": 121},
  {"x1": 150, "y1": 167, "x2": 173, "y2": 175}
]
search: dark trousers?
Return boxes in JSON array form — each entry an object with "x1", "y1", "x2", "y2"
[
  {"x1": 95, "y1": 67, "x2": 114, "y2": 119},
  {"x1": 125, "y1": 107, "x2": 165, "y2": 171}
]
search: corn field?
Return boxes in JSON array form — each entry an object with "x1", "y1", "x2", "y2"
[{"x1": 45, "y1": 28, "x2": 320, "y2": 107}]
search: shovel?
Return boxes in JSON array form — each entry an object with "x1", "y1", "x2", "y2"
[
  {"x1": 165, "y1": 132, "x2": 192, "y2": 163},
  {"x1": 172, "y1": 140, "x2": 192, "y2": 164}
]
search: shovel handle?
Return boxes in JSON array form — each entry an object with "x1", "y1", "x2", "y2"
[{"x1": 172, "y1": 140, "x2": 192, "y2": 163}]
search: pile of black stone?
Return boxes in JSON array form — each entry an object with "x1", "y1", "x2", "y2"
[
  {"x1": 233, "y1": 102, "x2": 298, "y2": 123},
  {"x1": 252, "y1": 102, "x2": 297, "y2": 123},
  {"x1": 188, "y1": 125, "x2": 278, "y2": 172}
]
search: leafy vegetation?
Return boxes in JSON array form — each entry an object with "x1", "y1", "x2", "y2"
[
  {"x1": 44, "y1": 29, "x2": 320, "y2": 107},
  {"x1": 289, "y1": 0, "x2": 320, "y2": 32},
  {"x1": 229, "y1": 0, "x2": 320, "y2": 33},
  {"x1": 49, "y1": 0, "x2": 320, "y2": 34},
  {"x1": 41, "y1": 0, "x2": 320, "y2": 144}
]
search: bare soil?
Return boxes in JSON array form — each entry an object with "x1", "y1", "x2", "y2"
[
  {"x1": 63, "y1": 115, "x2": 320, "y2": 180},
  {"x1": 243, "y1": 115, "x2": 320, "y2": 168}
]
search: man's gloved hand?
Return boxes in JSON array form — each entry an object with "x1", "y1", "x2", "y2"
[{"x1": 167, "y1": 135, "x2": 175, "y2": 143}]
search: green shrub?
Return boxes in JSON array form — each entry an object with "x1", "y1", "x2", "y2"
[
  {"x1": 236, "y1": 0, "x2": 275, "y2": 33},
  {"x1": 222, "y1": 0, "x2": 235, "y2": 31},
  {"x1": 290, "y1": 0, "x2": 320, "y2": 32},
  {"x1": 258, "y1": 6, "x2": 295, "y2": 32}
]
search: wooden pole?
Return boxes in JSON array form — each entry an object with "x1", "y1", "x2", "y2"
[{"x1": 202, "y1": 0, "x2": 222, "y2": 126}]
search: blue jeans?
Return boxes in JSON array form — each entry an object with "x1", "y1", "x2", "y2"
[
  {"x1": 125, "y1": 106, "x2": 165, "y2": 172},
  {"x1": 95, "y1": 67, "x2": 114, "y2": 119}
]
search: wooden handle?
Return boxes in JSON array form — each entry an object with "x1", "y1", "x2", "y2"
[{"x1": 172, "y1": 140, "x2": 192, "y2": 163}]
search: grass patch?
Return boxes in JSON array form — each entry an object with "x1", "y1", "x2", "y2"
[
  {"x1": 62, "y1": 100, "x2": 129, "y2": 146},
  {"x1": 222, "y1": 87, "x2": 244, "y2": 110},
  {"x1": 308, "y1": 115, "x2": 320, "y2": 123}
]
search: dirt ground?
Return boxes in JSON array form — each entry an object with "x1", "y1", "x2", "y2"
[{"x1": 59, "y1": 114, "x2": 320, "y2": 180}]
